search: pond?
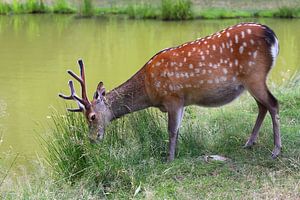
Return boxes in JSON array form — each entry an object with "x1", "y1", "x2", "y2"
[{"x1": 0, "y1": 15, "x2": 299, "y2": 168}]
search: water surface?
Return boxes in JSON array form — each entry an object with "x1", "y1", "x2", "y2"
[{"x1": 0, "y1": 15, "x2": 299, "y2": 166}]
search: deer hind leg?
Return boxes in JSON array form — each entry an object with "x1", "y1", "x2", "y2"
[
  {"x1": 244, "y1": 100, "x2": 267, "y2": 148},
  {"x1": 246, "y1": 82, "x2": 281, "y2": 158},
  {"x1": 166, "y1": 101, "x2": 185, "y2": 162}
]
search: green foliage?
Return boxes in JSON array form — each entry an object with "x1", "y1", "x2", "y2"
[
  {"x1": 273, "y1": 7, "x2": 300, "y2": 18},
  {"x1": 25, "y1": 0, "x2": 48, "y2": 13},
  {"x1": 0, "y1": 3, "x2": 11, "y2": 14},
  {"x1": 161, "y1": 0, "x2": 193, "y2": 20},
  {"x1": 42, "y1": 112, "x2": 90, "y2": 182},
  {"x1": 79, "y1": 0, "x2": 94, "y2": 17},
  {"x1": 53, "y1": 0, "x2": 75, "y2": 14},
  {"x1": 198, "y1": 8, "x2": 252, "y2": 19},
  {"x1": 12, "y1": 0, "x2": 25, "y2": 14},
  {"x1": 126, "y1": 4, "x2": 158, "y2": 19}
]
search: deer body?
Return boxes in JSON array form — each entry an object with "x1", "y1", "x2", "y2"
[{"x1": 60, "y1": 22, "x2": 281, "y2": 161}]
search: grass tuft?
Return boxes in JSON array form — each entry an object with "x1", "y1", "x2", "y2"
[
  {"x1": 161, "y1": 0, "x2": 193, "y2": 20},
  {"x1": 25, "y1": 0, "x2": 48, "y2": 14},
  {"x1": 78, "y1": 0, "x2": 94, "y2": 17},
  {"x1": 52, "y1": 0, "x2": 75, "y2": 14},
  {"x1": 126, "y1": 4, "x2": 158, "y2": 19},
  {"x1": 273, "y1": 7, "x2": 300, "y2": 18},
  {"x1": 198, "y1": 8, "x2": 253, "y2": 19}
]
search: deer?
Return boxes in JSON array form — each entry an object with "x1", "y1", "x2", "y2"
[{"x1": 59, "y1": 22, "x2": 281, "y2": 162}]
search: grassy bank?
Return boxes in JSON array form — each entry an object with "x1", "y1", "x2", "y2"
[
  {"x1": 1, "y1": 0, "x2": 300, "y2": 20},
  {"x1": 1, "y1": 76, "x2": 300, "y2": 199}
]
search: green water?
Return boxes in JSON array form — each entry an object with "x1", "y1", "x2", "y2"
[{"x1": 0, "y1": 15, "x2": 299, "y2": 166}]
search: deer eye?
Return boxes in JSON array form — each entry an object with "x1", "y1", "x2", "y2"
[{"x1": 90, "y1": 114, "x2": 96, "y2": 121}]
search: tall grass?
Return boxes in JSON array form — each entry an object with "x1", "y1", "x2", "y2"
[
  {"x1": 197, "y1": 8, "x2": 252, "y2": 19},
  {"x1": 25, "y1": 0, "x2": 48, "y2": 13},
  {"x1": 273, "y1": 7, "x2": 300, "y2": 18},
  {"x1": 126, "y1": 4, "x2": 158, "y2": 19},
  {"x1": 78, "y1": 0, "x2": 94, "y2": 17},
  {"x1": 0, "y1": 2, "x2": 11, "y2": 14},
  {"x1": 161, "y1": 0, "x2": 193, "y2": 20},
  {"x1": 52, "y1": 0, "x2": 75, "y2": 14}
]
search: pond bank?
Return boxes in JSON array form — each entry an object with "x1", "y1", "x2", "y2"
[{"x1": 1, "y1": 0, "x2": 300, "y2": 19}]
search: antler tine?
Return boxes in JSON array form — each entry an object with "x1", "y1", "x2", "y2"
[
  {"x1": 58, "y1": 80, "x2": 85, "y2": 112},
  {"x1": 65, "y1": 60, "x2": 90, "y2": 106},
  {"x1": 77, "y1": 59, "x2": 90, "y2": 106}
]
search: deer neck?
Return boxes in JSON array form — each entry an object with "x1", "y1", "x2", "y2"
[{"x1": 105, "y1": 68, "x2": 152, "y2": 120}]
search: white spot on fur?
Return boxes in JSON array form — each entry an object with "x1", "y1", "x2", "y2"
[
  {"x1": 253, "y1": 50, "x2": 258, "y2": 59},
  {"x1": 226, "y1": 32, "x2": 230, "y2": 37},
  {"x1": 222, "y1": 43, "x2": 225, "y2": 48},
  {"x1": 241, "y1": 31, "x2": 245, "y2": 38},
  {"x1": 239, "y1": 46, "x2": 244, "y2": 54},
  {"x1": 247, "y1": 29, "x2": 252, "y2": 34},
  {"x1": 234, "y1": 59, "x2": 239, "y2": 66},
  {"x1": 220, "y1": 76, "x2": 227, "y2": 82},
  {"x1": 214, "y1": 78, "x2": 219, "y2": 84},
  {"x1": 189, "y1": 64, "x2": 194, "y2": 69},
  {"x1": 156, "y1": 62, "x2": 161, "y2": 66},
  {"x1": 223, "y1": 68, "x2": 228, "y2": 75},
  {"x1": 235, "y1": 34, "x2": 239, "y2": 43},
  {"x1": 250, "y1": 39, "x2": 255, "y2": 45},
  {"x1": 155, "y1": 81, "x2": 161, "y2": 88}
]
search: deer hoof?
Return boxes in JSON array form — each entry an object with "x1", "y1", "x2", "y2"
[
  {"x1": 243, "y1": 140, "x2": 256, "y2": 149},
  {"x1": 271, "y1": 146, "x2": 281, "y2": 159}
]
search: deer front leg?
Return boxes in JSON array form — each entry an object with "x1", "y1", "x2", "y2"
[{"x1": 167, "y1": 104, "x2": 184, "y2": 162}]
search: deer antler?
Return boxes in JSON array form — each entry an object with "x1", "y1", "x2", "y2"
[{"x1": 59, "y1": 59, "x2": 91, "y2": 112}]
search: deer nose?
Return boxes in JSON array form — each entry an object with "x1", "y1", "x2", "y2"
[{"x1": 96, "y1": 132, "x2": 104, "y2": 140}]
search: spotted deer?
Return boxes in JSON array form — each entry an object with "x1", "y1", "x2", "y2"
[{"x1": 59, "y1": 22, "x2": 281, "y2": 161}]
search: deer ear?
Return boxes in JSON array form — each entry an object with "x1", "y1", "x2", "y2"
[{"x1": 94, "y1": 81, "x2": 106, "y2": 100}]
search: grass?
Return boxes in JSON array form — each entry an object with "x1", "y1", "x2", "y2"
[
  {"x1": 1, "y1": 0, "x2": 300, "y2": 20},
  {"x1": 125, "y1": 4, "x2": 158, "y2": 19},
  {"x1": 52, "y1": 0, "x2": 75, "y2": 14},
  {"x1": 161, "y1": 0, "x2": 193, "y2": 20},
  {"x1": 1, "y1": 76, "x2": 300, "y2": 199},
  {"x1": 78, "y1": 0, "x2": 94, "y2": 17}
]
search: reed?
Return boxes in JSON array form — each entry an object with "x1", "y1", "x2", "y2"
[
  {"x1": 161, "y1": 0, "x2": 193, "y2": 20},
  {"x1": 52, "y1": 0, "x2": 75, "y2": 14}
]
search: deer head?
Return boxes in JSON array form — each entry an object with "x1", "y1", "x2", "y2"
[{"x1": 59, "y1": 60, "x2": 112, "y2": 142}]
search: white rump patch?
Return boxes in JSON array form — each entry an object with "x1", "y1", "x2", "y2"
[{"x1": 270, "y1": 37, "x2": 279, "y2": 68}]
